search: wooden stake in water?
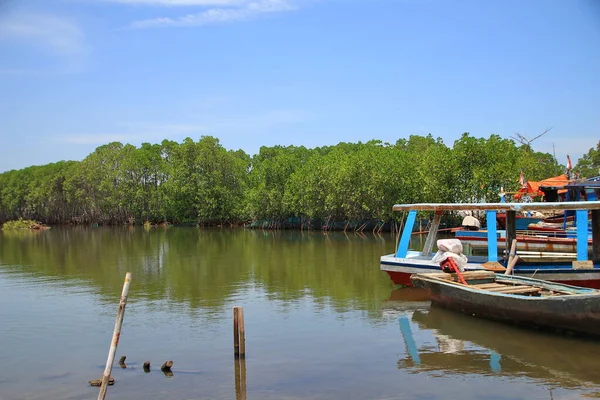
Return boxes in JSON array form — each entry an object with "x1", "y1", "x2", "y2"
[
  {"x1": 240, "y1": 308, "x2": 246, "y2": 358},
  {"x1": 233, "y1": 306, "x2": 246, "y2": 358},
  {"x1": 98, "y1": 272, "x2": 132, "y2": 400},
  {"x1": 233, "y1": 307, "x2": 247, "y2": 400},
  {"x1": 233, "y1": 307, "x2": 240, "y2": 358}
]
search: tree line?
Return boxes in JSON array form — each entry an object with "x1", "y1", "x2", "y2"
[{"x1": 1, "y1": 134, "x2": 596, "y2": 228}]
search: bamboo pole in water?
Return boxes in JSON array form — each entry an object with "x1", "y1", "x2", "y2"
[{"x1": 98, "y1": 272, "x2": 132, "y2": 400}]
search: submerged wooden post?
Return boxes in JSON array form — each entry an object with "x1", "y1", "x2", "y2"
[
  {"x1": 233, "y1": 306, "x2": 246, "y2": 358},
  {"x1": 98, "y1": 272, "x2": 132, "y2": 400},
  {"x1": 239, "y1": 356, "x2": 247, "y2": 400},
  {"x1": 234, "y1": 354, "x2": 247, "y2": 400},
  {"x1": 234, "y1": 356, "x2": 241, "y2": 398}
]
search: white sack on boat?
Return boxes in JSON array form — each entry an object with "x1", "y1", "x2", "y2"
[
  {"x1": 461, "y1": 215, "x2": 481, "y2": 229},
  {"x1": 436, "y1": 239, "x2": 463, "y2": 254},
  {"x1": 431, "y1": 239, "x2": 468, "y2": 271}
]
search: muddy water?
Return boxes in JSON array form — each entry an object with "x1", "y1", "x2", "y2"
[{"x1": 0, "y1": 227, "x2": 598, "y2": 399}]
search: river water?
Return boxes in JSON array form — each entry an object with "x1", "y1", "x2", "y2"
[{"x1": 0, "y1": 227, "x2": 599, "y2": 400}]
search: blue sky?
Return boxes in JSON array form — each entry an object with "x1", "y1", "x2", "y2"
[{"x1": 1, "y1": 0, "x2": 599, "y2": 173}]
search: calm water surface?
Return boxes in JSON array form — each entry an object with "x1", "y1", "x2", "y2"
[{"x1": 1, "y1": 227, "x2": 599, "y2": 400}]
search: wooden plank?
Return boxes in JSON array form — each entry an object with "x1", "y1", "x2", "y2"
[
  {"x1": 421, "y1": 211, "x2": 442, "y2": 257},
  {"x1": 542, "y1": 290, "x2": 574, "y2": 296},
  {"x1": 484, "y1": 285, "x2": 523, "y2": 292},
  {"x1": 482, "y1": 262, "x2": 506, "y2": 272},
  {"x1": 476, "y1": 285, "x2": 542, "y2": 294},
  {"x1": 572, "y1": 260, "x2": 594, "y2": 270},
  {"x1": 460, "y1": 271, "x2": 497, "y2": 279},
  {"x1": 492, "y1": 286, "x2": 543, "y2": 295},
  {"x1": 473, "y1": 283, "x2": 508, "y2": 289},
  {"x1": 425, "y1": 271, "x2": 496, "y2": 281}
]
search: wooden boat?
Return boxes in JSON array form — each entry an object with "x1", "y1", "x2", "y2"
[
  {"x1": 496, "y1": 213, "x2": 542, "y2": 230},
  {"x1": 410, "y1": 270, "x2": 600, "y2": 337},
  {"x1": 526, "y1": 220, "x2": 575, "y2": 233},
  {"x1": 380, "y1": 201, "x2": 600, "y2": 288}
]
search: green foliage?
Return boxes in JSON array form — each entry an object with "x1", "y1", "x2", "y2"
[
  {"x1": 0, "y1": 133, "x2": 570, "y2": 228},
  {"x1": 575, "y1": 141, "x2": 600, "y2": 178},
  {"x1": 2, "y1": 218, "x2": 44, "y2": 230},
  {"x1": 247, "y1": 145, "x2": 312, "y2": 221}
]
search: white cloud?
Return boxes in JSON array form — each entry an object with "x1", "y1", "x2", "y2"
[
  {"x1": 0, "y1": 13, "x2": 90, "y2": 73},
  {"x1": 127, "y1": 0, "x2": 295, "y2": 28},
  {"x1": 0, "y1": 13, "x2": 89, "y2": 57}
]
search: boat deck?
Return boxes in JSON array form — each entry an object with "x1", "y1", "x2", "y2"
[{"x1": 427, "y1": 271, "x2": 581, "y2": 297}]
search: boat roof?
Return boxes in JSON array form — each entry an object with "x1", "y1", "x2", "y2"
[
  {"x1": 392, "y1": 201, "x2": 600, "y2": 212},
  {"x1": 541, "y1": 176, "x2": 600, "y2": 190}
]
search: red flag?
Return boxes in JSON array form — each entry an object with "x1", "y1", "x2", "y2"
[{"x1": 566, "y1": 155, "x2": 573, "y2": 170}]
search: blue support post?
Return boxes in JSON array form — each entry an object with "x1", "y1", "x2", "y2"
[
  {"x1": 399, "y1": 316, "x2": 421, "y2": 364},
  {"x1": 576, "y1": 209, "x2": 588, "y2": 261},
  {"x1": 396, "y1": 210, "x2": 417, "y2": 258},
  {"x1": 489, "y1": 351, "x2": 502, "y2": 372},
  {"x1": 486, "y1": 210, "x2": 498, "y2": 262}
]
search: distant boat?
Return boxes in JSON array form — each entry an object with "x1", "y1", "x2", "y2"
[
  {"x1": 380, "y1": 201, "x2": 600, "y2": 288},
  {"x1": 496, "y1": 213, "x2": 543, "y2": 231},
  {"x1": 494, "y1": 174, "x2": 599, "y2": 231},
  {"x1": 411, "y1": 270, "x2": 600, "y2": 337}
]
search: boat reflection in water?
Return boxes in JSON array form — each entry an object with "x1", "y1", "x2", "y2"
[
  {"x1": 388, "y1": 289, "x2": 600, "y2": 390},
  {"x1": 380, "y1": 287, "x2": 430, "y2": 318}
]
